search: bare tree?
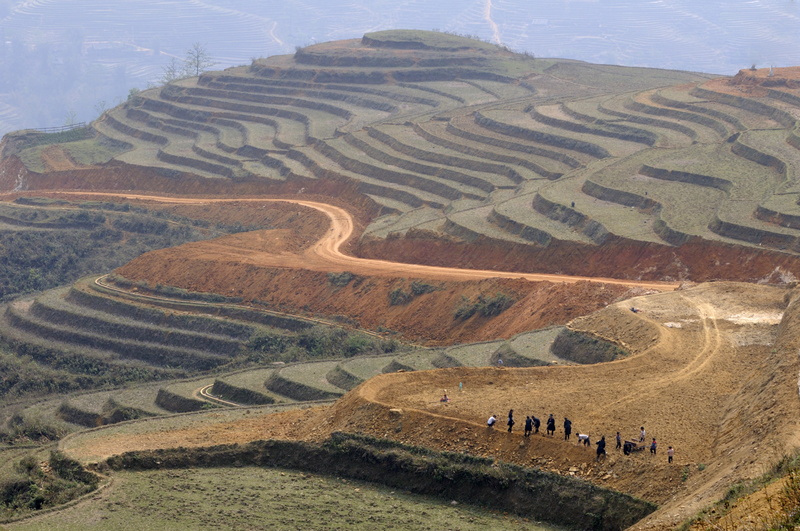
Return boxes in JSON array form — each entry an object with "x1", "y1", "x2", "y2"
[
  {"x1": 184, "y1": 42, "x2": 215, "y2": 77},
  {"x1": 160, "y1": 57, "x2": 186, "y2": 85}
]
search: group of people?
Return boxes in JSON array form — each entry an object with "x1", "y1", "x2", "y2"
[{"x1": 488, "y1": 413, "x2": 675, "y2": 464}]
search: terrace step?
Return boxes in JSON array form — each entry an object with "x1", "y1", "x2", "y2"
[
  {"x1": 654, "y1": 86, "x2": 784, "y2": 131},
  {"x1": 413, "y1": 120, "x2": 566, "y2": 179},
  {"x1": 213, "y1": 368, "x2": 292, "y2": 404},
  {"x1": 561, "y1": 96, "x2": 696, "y2": 150},
  {"x1": 32, "y1": 287, "x2": 245, "y2": 355},
  {"x1": 446, "y1": 114, "x2": 583, "y2": 171},
  {"x1": 286, "y1": 145, "x2": 443, "y2": 209},
  {"x1": 710, "y1": 200, "x2": 800, "y2": 252},
  {"x1": 594, "y1": 93, "x2": 703, "y2": 146},
  {"x1": 691, "y1": 86, "x2": 798, "y2": 129},
  {"x1": 444, "y1": 204, "x2": 534, "y2": 245},
  {"x1": 626, "y1": 89, "x2": 731, "y2": 139},
  {"x1": 0, "y1": 302, "x2": 184, "y2": 379},
  {"x1": 316, "y1": 137, "x2": 479, "y2": 202},
  {"x1": 83, "y1": 277, "x2": 312, "y2": 332},
  {"x1": 344, "y1": 130, "x2": 497, "y2": 195},
  {"x1": 475, "y1": 108, "x2": 619, "y2": 159},
  {"x1": 535, "y1": 162, "x2": 664, "y2": 245},
  {"x1": 489, "y1": 184, "x2": 596, "y2": 245},
  {"x1": 5, "y1": 303, "x2": 229, "y2": 371},
  {"x1": 530, "y1": 103, "x2": 658, "y2": 147},
  {"x1": 364, "y1": 206, "x2": 449, "y2": 238},
  {"x1": 266, "y1": 360, "x2": 345, "y2": 401},
  {"x1": 202, "y1": 74, "x2": 442, "y2": 108},
  {"x1": 365, "y1": 125, "x2": 522, "y2": 187}
]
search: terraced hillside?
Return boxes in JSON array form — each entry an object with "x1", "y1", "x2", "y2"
[
  {"x1": 0, "y1": 269, "x2": 574, "y2": 439},
  {"x1": 4, "y1": 30, "x2": 800, "y2": 283}
]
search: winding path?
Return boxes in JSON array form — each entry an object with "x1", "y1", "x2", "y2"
[{"x1": 13, "y1": 191, "x2": 679, "y2": 291}]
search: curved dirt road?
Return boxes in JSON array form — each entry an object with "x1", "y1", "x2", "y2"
[{"x1": 17, "y1": 191, "x2": 679, "y2": 291}]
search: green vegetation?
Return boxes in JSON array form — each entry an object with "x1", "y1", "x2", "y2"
[
  {"x1": 327, "y1": 271, "x2": 355, "y2": 287},
  {"x1": 5, "y1": 467, "x2": 552, "y2": 531},
  {"x1": 550, "y1": 329, "x2": 628, "y2": 364},
  {"x1": 102, "y1": 432, "x2": 656, "y2": 530},
  {"x1": 388, "y1": 288, "x2": 412, "y2": 305},
  {"x1": 388, "y1": 280, "x2": 440, "y2": 306},
  {"x1": 681, "y1": 450, "x2": 800, "y2": 530},
  {"x1": 0, "y1": 200, "x2": 242, "y2": 303},
  {"x1": 209, "y1": 379, "x2": 274, "y2": 405},
  {"x1": 454, "y1": 293, "x2": 516, "y2": 320},
  {"x1": 0, "y1": 451, "x2": 97, "y2": 521}
]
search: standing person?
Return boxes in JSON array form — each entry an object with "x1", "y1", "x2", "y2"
[
  {"x1": 596, "y1": 436, "x2": 607, "y2": 461},
  {"x1": 667, "y1": 446, "x2": 674, "y2": 464},
  {"x1": 524, "y1": 416, "x2": 533, "y2": 437},
  {"x1": 532, "y1": 416, "x2": 541, "y2": 434},
  {"x1": 546, "y1": 414, "x2": 556, "y2": 436},
  {"x1": 563, "y1": 417, "x2": 572, "y2": 441},
  {"x1": 507, "y1": 409, "x2": 515, "y2": 432},
  {"x1": 615, "y1": 432, "x2": 622, "y2": 450},
  {"x1": 650, "y1": 438, "x2": 657, "y2": 455},
  {"x1": 487, "y1": 414, "x2": 497, "y2": 428},
  {"x1": 639, "y1": 427, "x2": 646, "y2": 443}
]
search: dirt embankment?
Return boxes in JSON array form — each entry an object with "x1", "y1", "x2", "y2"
[
  {"x1": 357, "y1": 232, "x2": 800, "y2": 284},
  {"x1": 117, "y1": 253, "x2": 633, "y2": 344}
]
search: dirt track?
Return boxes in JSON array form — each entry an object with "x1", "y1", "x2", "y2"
[{"x1": 20, "y1": 191, "x2": 678, "y2": 291}]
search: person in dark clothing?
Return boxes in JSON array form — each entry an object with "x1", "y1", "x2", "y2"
[
  {"x1": 623, "y1": 441, "x2": 632, "y2": 456},
  {"x1": 532, "y1": 416, "x2": 541, "y2": 434},
  {"x1": 650, "y1": 438, "x2": 657, "y2": 455},
  {"x1": 546, "y1": 414, "x2": 556, "y2": 436},
  {"x1": 563, "y1": 417, "x2": 572, "y2": 441},
  {"x1": 616, "y1": 431, "x2": 622, "y2": 450},
  {"x1": 596, "y1": 435, "x2": 607, "y2": 461},
  {"x1": 524, "y1": 416, "x2": 533, "y2": 437},
  {"x1": 507, "y1": 409, "x2": 515, "y2": 432}
]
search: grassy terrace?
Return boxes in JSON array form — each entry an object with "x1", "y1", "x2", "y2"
[
  {"x1": 367, "y1": 124, "x2": 530, "y2": 184},
  {"x1": 629, "y1": 89, "x2": 732, "y2": 139},
  {"x1": 490, "y1": 183, "x2": 597, "y2": 245},
  {"x1": 362, "y1": 126, "x2": 522, "y2": 187},
  {"x1": 561, "y1": 94, "x2": 697, "y2": 149},
  {"x1": 656, "y1": 86, "x2": 783, "y2": 130},
  {"x1": 341, "y1": 131, "x2": 499, "y2": 195},
  {"x1": 447, "y1": 114, "x2": 586, "y2": 168},
  {"x1": 536, "y1": 160, "x2": 665, "y2": 245},
  {"x1": 447, "y1": 204, "x2": 536, "y2": 245},
  {"x1": 16, "y1": 30, "x2": 798, "y2": 259}
]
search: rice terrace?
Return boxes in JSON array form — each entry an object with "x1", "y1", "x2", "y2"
[{"x1": 2, "y1": 28, "x2": 800, "y2": 530}]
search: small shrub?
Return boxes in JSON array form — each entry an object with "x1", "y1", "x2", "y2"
[
  {"x1": 49, "y1": 451, "x2": 99, "y2": 488},
  {"x1": 453, "y1": 293, "x2": 516, "y2": 320},
  {"x1": 551, "y1": 328, "x2": 628, "y2": 364},
  {"x1": 327, "y1": 271, "x2": 354, "y2": 287},
  {"x1": 388, "y1": 288, "x2": 412, "y2": 306},
  {"x1": 410, "y1": 281, "x2": 437, "y2": 295}
]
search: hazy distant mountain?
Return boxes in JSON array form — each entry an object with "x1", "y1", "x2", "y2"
[{"x1": 0, "y1": 0, "x2": 797, "y2": 136}]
